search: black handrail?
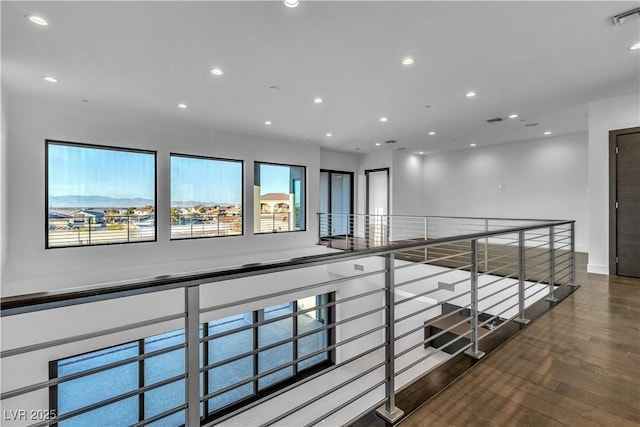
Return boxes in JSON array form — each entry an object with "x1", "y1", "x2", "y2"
[{"x1": 1, "y1": 219, "x2": 574, "y2": 317}]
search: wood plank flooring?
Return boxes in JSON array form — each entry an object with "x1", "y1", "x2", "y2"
[{"x1": 399, "y1": 262, "x2": 640, "y2": 427}]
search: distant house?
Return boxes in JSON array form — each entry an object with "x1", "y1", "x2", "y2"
[
  {"x1": 71, "y1": 210, "x2": 106, "y2": 227},
  {"x1": 260, "y1": 193, "x2": 291, "y2": 214},
  {"x1": 48, "y1": 210, "x2": 72, "y2": 229}
]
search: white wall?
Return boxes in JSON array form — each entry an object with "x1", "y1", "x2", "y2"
[
  {"x1": 1, "y1": 88, "x2": 7, "y2": 288},
  {"x1": 421, "y1": 132, "x2": 589, "y2": 252},
  {"x1": 2, "y1": 94, "x2": 325, "y2": 296},
  {"x1": 320, "y1": 149, "x2": 359, "y2": 174},
  {"x1": 587, "y1": 93, "x2": 640, "y2": 274},
  {"x1": 392, "y1": 150, "x2": 424, "y2": 216},
  {"x1": 356, "y1": 151, "x2": 392, "y2": 217}
]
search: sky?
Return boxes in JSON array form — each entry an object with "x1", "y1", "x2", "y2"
[
  {"x1": 171, "y1": 155, "x2": 242, "y2": 204},
  {"x1": 48, "y1": 143, "x2": 155, "y2": 200},
  {"x1": 48, "y1": 143, "x2": 301, "y2": 205}
]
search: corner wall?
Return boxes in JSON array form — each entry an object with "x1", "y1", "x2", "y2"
[
  {"x1": 2, "y1": 94, "x2": 323, "y2": 296},
  {"x1": 587, "y1": 93, "x2": 640, "y2": 274}
]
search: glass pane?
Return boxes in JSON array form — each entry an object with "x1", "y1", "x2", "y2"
[
  {"x1": 170, "y1": 155, "x2": 243, "y2": 239},
  {"x1": 254, "y1": 163, "x2": 305, "y2": 233},
  {"x1": 58, "y1": 396, "x2": 138, "y2": 427},
  {"x1": 58, "y1": 343, "x2": 139, "y2": 414},
  {"x1": 207, "y1": 313, "x2": 255, "y2": 413},
  {"x1": 258, "y1": 303, "x2": 293, "y2": 389},
  {"x1": 258, "y1": 343, "x2": 293, "y2": 390},
  {"x1": 47, "y1": 142, "x2": 155, "y2": 247},
  {"x1": 208, "y1": 357, "x2": 254, "y2": 412},
  {"x1": 146, "y1": 410, "x2": 185, "y2": 427},
  {"x1": 144, "y1": 379, "x2": 185, "y2": 420},
  {"x1": 331, "y1": 173, "x2": 351, "y2": 235},
  {"x1": 297, "y1": 296, "x2": 329, "y2": 371},
  {"x1": 145, "y1": 330, "x2": 185, "y2": 385}
]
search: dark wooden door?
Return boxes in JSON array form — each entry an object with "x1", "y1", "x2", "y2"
[{"x1": 611, "y1": 128, "x2": 640, "y2": 278}]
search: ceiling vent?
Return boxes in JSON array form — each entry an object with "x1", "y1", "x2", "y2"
[
  {"x1": 384, "y1": 140, "x2": 397, "y2": 144},
  {"x1": 524, "y1": 122, "x2": 540, "y2": 127},
  {"x1": 486, "y1": 117, "x2": 503, "y2": 123}
]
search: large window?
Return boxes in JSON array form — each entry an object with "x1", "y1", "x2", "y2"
[
  {"x1": 170, "y1": 154, "x2": 243, "y2": 239},
  {"x1": 46, "y1": 141, "x2": 156, "y2": 248},
  {"x1": 51, "y1": 294, "x2": 333, "y2": 425},
  {"x1": 203, "y1": 294, "x2": 333, "y2": 419},
  {"x1": 51, "y1": 330, "x2": 186, "y2": 426},
  {"x1": 254, "y1": 162, "x2": 306, "y2": 233}
]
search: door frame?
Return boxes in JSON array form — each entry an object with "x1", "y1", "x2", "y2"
[
  {"x1": 608, "y1": 126, "x2": 640, "y2": 275},
  {"x1": 320, "y1": 169, "x2": 354, "y2": 237},
  {"x1": 365, "y1": 168, "x2": 390, "y2": 241}
]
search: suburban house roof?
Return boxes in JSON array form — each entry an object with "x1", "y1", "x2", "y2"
[{"x1": 260, "y1": 193, "x2": 290, "y2": 201}]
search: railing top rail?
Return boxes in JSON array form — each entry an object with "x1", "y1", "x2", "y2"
[
  {"x1": 318, "y1": 213, "x2": 569, "y2": 223},
  {"x1": 1, "y1": 219, "x2": 574, "y2": 317}
]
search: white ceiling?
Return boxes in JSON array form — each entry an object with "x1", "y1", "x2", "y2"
[{"x1": 2, "y1": 1, "x2": 639, "y2": 155}]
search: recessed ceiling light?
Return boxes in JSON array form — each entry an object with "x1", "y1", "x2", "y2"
[
  {"x1": 178, "y1": 103, "x2": 187, "y2": 109},
  {"x1": 375, "y1": 142, "x2": 382, "y2": 146},
  {"x1": 210, "y1": 68, "x2": 224, "y2": 76},
  {"x1": 428, "y1": 131, "x2": 436, "y2": 135},
  {"x1": 264, "y1": 121, "x2": 272, "y2": 125},
  {"x1": 43, "y1": 76, "x2": 57, "y2": 83},
  {"x1": 314, "y1": 97, "x2": 323, "y2": 104},
  {"x1": 470, "y1": 143, "x2": 477, "y2": 147},
  {"x1": 325, "y1": 133, "x2": 332, "y2": 137},
  {"x1": 379, "y1": 117, "x2": 388, "y2": 122},
  {"x1": 419, "y1": 151, "x2": 424, "y2": 154},
  {"x1": 630, "y1": 42, "x2": 640, "y2": 50},
  {"x1": 509, "y1": 114, "x2": 519, "y2": 119},
  {"x1": 283, "y1": 0, "x2": 299, "y2": 8},
  {"x1": 544, "y1": 131, "x2": 552, "y2": 135},
  {"x1": 466, "y1": 91, "x2": 477, "y2": 98},
  {"x1": 402, "y1": 57, "x2": 414, "y2": 65},
  {"x1": 25, "y1": 14, "x2": 48, "y2": 26}
]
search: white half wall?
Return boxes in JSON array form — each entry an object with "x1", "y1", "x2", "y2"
[
  {"x1": 587, "y1": 93, "x2": 640, "y2": 275},
  {"x1": 421, "y1": 132, "x2": 589, "y2": 252},
  {"x1": 2, "y1": 94, "x2": 322, "y2": 295}
]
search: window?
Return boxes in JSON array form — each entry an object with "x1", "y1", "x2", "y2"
[
  {"x1": 254, "y1": 162, "x2": 306, "y2": 233},
  {"x1": 202, "y1": 294, "x2": 333, "y2": 420},
  {"x1": 51, "y1": 330, "x2": 186, "y2": 426},
  {"x1": 170, "y1": 154, "x2": 243, "y2": 239},
  {"x1": 51, "y1": 294, "x2": 333, "y2": 425},
  {"x1": 46, "y1": 141, "x2": 156, "y2": 248}
]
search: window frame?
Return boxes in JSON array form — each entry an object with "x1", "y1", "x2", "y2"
[
  {"x1": 253, "y1": 161, "x2": 307, "y2": 235},
  {"x1": 45, "y1": 140, "x2": 157, "y2": 249},
  {"x1": 169, "y1": 152, "x2": 245, "y2": 241}
]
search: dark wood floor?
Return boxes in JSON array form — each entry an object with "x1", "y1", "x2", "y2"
[{"x1": 399, "y1": 259, "x2": 640, "y2": 427}]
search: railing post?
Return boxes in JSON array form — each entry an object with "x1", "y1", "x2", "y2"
[
  {"x1": 484, "y1": 219, "x2": 489, "y2": 272},
  {"x1": 127, "y1": 216, "x2": 130, "y2": 242},
  {"x1": 514, "y1": 231, "x2": 531, "y2": 325},
  {"x1": 345, "y1": 213, "x2": 349, "y2": 248},
  {"x1": 376, "y1": 253, "x2": 404, "y2": 423},
  {"x1": 424, "y1": 217, "x2": 428, "y2": 262},
  {"x1": 465, "y1": 239, "x2": 485, "y2": 360},
  {"x1": 185, "y1": 286, "x2": 201, "y2": 426},
  {"x1": 88, "y1": 217, "x2": 92, "y2": 245},
  {"x1": 569, "y1": 222, "x2": 578, "y2": 287},
  {"x1": 545, "y1": 226, "x2": 558, "y2": 303}
]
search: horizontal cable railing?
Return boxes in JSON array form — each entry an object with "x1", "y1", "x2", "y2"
[
  {"x1": 2, "y1": 216, "x2": 577, "y2": 427},
  {"x1": 48, "y1": 214, "x2": 156, "y2": 247}
]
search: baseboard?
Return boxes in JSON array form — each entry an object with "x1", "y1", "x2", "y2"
[{"x1": 587, "y1": 263, "x2": 609, "y2": 275}]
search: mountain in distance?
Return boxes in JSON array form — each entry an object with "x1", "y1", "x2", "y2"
[
  {"x1": 49, "y1": 195, "x2": 154, "y2": 208},
  {"x1": 171, "y1": 200, "x2": 237, "y2": 207}
]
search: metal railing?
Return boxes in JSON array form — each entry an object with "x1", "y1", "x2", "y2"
[
  {"x1": 47, "y1": 214, "x2": 156, "y2": 247},
  {"x1": 2, "y1": 216, "x2": 577, "y2": 426},
  {"x1": 170, "y1": 213, "x2": 243, "y2": 239}
]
